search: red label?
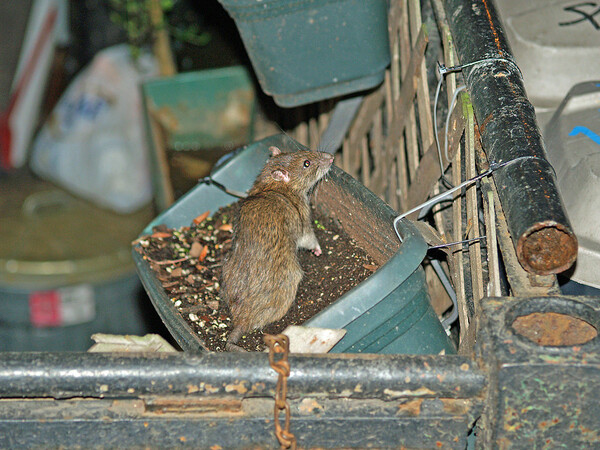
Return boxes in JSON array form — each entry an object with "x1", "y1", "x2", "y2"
[{"x1": 29, "y1": 290, "x2": 62, "y2": 327}]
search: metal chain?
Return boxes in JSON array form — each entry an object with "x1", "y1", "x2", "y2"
[{"x1": 264, "y1": 334, "x2": 297, "y2": 450}]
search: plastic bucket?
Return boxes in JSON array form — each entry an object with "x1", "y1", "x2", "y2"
[{"x1": 0, "y1": 172, "x2": 156, "y2": 351}]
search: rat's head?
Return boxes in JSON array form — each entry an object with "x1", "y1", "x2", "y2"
[{"x1": 261, "y1": 146, "x2": 334, "y2": 194}]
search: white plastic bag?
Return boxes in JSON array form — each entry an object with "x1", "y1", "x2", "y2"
[{"x1": 30, "y1": 44, "x2": 158, "y2": 213}]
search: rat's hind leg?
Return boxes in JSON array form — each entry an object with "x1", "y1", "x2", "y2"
[{"x1": 297, "y1": 230, "x2": 322, "y2": 256}]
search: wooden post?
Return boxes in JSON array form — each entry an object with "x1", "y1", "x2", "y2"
[{"x1": 148, "y1": 0, "x2": 176, "y2": 77}]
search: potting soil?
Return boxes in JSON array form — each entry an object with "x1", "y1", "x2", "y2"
[{"x1": 134, "y1": 203, "x2": 377, "y2": 351}]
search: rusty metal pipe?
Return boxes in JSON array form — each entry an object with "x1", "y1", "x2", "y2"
[{"x1": 443, "y1": 0, "x2": 577, "y2": 275}]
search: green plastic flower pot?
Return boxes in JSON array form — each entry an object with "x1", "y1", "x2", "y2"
[
  {"x1": 217, "y1": 0, "x2": 390, "y2": 107},
  {"x1": 133, "y1": 134, "x2": 456, "y2": 355}
]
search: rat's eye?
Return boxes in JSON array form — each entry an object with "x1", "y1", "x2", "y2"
[{"x1": 303, "y1": 160, "x2": 311, "y2": 168}]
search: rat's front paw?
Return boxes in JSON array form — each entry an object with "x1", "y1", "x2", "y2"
[{"x1": 312, "y1": 244, "x2": 322, "y2": 256}]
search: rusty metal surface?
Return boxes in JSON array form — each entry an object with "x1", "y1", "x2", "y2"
[
  {"x1": 518, "y1": 223, "x2": 578, "y2": 275},
  {"x1": 443, "y1": 0, "x2": 578, "y2": 275},
  {"x1": 2, "y1": 291, "x2": 599, "y2": 448},
  {"x1": 0, "y1": 396, "x2": 479, "y2": 449},
  {"x1": 473, "y1": 134, "x2": 561, "y2": 298},
  {"x1": 476, "y1": 295, "x2": 600, "y2": 448},
  {"x1": 0, "y1": 351, "x2": 485, "y2": 448},
  {"x1": 512, "y1": 312, "x2": 598, "y2": 347}
]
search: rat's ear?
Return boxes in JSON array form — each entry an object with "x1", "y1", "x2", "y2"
[
  {"x1": 271, "y1": 169, "x2": 290, "y2": 183},
  {"x1": 269, "y1": 146, "x2": 281, "y2": 157}
]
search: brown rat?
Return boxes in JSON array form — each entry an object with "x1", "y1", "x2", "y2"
[{"x1": 220, "y1": 145, "x2": 334, "y2": 351}]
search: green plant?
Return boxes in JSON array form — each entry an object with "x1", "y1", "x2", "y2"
[{"x1": 109, "y1": 0, "x2": 210, "y2": 60}]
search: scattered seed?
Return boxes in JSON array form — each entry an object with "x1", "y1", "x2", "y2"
[
  {"x1": 193, "y1": 211, "x2": 211, "y2": 225},
  {"x1": 151, "y1": 231, "x2": 172, "y2": 239},
  {"x1": 198, "y1": 245, "x2": 209, "y2": 262},
  {"x1": 131, "y1": 237, "x2": 150, "y2": 246},
  {"x1": 206, "y1": 300, "x2": 219, "y2": 310},
  {"x1": 189, "y1": 241, "x2": 204, "y2": 258}
]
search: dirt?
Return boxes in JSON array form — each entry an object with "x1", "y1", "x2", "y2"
[{"x1": 134, "y1": 203, "x2": 378, "y2": 352}]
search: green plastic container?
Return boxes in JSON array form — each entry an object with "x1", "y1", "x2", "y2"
[
  {"x1": 0, "y1": 172, "x2": 156, "y2": 351},
  {"x1": 141, "y1": 66, "x2": 256, "y2": 209},
  {"x1": 133, "y1": 134, "x2": 455, "y2": 355},
  {"x1": 218, "y1": 0, "x2": 390, "y2": 107},
  {"x1": 142, "y1": 66, "x2": 255, "y2": 151}
]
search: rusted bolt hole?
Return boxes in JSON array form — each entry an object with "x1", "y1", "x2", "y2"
[{"x1": 512, "y1": 312, "x2": 598, "y2": 347}]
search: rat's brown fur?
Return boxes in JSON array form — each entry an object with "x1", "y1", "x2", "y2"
[{"x1": 221, "y1": 146, "x2": 334, "y2": 351}]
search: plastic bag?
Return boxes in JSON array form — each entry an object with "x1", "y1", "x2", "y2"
[{"x1": 30, "y1": 44, "x2": 158, "y2": 213}]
